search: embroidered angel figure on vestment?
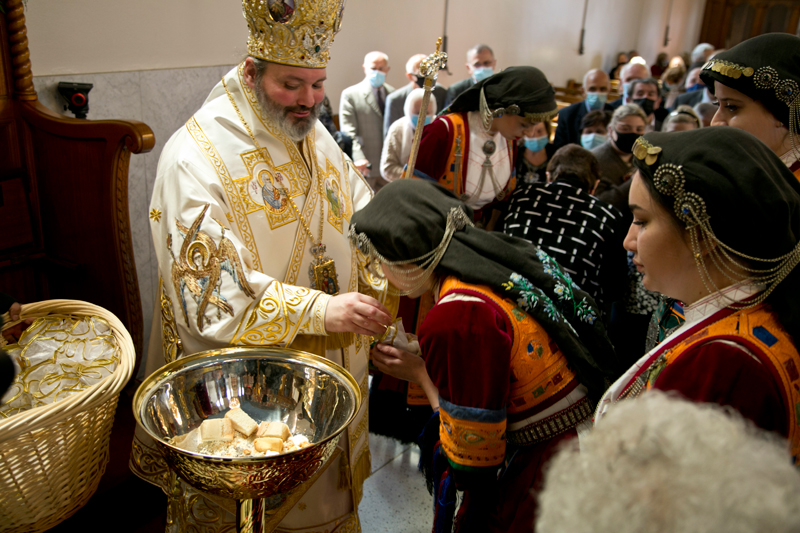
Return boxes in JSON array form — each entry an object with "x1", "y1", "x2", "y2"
[{"x1": 169, "y1": 204, "x2": 255, "y2": 332}]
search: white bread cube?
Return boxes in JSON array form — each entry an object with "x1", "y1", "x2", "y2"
[
  {"x1": 256, "y1": 421, "x2": 291, "y2": 440},
  {"x1": 225, "y1": 408, "x2": 258, "y2": 437},
  {"x1": 254, "y1": 437, "x2": 284, "y2": 453},
  {"x1": 199, "y1": 418, "x2": 234, "y2": 442}
]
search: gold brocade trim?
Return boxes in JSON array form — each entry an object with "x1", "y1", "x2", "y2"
[
  {"x1": 159, "y1": 277, "x2": 183, "y2": 363},
  {"x1": 324, "y1": 159, "x2": 345, "y2": 233},
  {"x1": 234, "y1": 147, "x2": 303, "y2": 230},
  {"x1": 702, "y1": 58, "x2": 754, "y2": 80},
  {"x1": 231, "y1": 282, "x2": 320, "y2": 345},
  {"x1": 348, "y1": 404, "x2": 368, "y2": 448},
  {"x1": 185, "y1": 116, "x2": 263, "y2": 272}
]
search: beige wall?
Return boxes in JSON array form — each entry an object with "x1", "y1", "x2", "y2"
[{"x1": 26, "y1": 0, "x2": 705, "y2": 110}]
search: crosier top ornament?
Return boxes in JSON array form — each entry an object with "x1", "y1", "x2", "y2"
[{"x1": 242, "y1": 0, "x2": 346, "y2": 69}]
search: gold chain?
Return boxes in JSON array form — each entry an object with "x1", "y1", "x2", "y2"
[{"x1": 222, "y1": 77, "x2": 324, "y2": 247}]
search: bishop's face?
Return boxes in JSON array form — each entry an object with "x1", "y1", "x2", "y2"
[{"x1": 244, "y1": 58, "x2": 326, "y2": 141}]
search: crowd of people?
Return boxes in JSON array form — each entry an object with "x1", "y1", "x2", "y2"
[
  {"x1": 353, "y1": 33, "x2": 800, "y2": 532},
  {"x1": 132, "y1": 0, "x2": 800, "y2": 530}
]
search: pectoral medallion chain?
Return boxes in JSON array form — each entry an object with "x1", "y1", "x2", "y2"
[
  {"x1": 222, "y1": 78, "x2": 340, "y2": 295},
  {"x1": 463, "y1": 140, "x2": 505, "y2": 203}
]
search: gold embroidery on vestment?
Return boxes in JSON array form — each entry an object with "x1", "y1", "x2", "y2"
[
  {"x1": 185, "y1": 117, "x2": 263, "y2": 272},
  {"x1": 149, "y1": 208, "x2": 162, "y2": 222},
  {"x1": 159, "y1": 277, "x2": 183, "y2": 363},
  {"x1": 169, "y1": 204, "x2": 256, "y2": 332}
]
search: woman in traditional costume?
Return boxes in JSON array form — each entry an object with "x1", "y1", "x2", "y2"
[
  {"x1": 595, "y1": 127, "x2": 800, "y2": 462},
  {"x1": 370, "y1": 67, "x2": 560, "y2": 443},
  {"x1": 412, "y1": 66, "x2": 559, "y2": 230},
  {"x1": 700, "y1": 33, "x2": 800, "y2": 179},
  {"x1": 350, "y1": 179, "x2": 619, "y2": 532}
]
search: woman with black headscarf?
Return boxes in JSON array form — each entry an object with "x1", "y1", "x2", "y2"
[
  {"x1": 349, "y1": 180, "x2": 619, "y2": 532},
  {"x1": 700, "y1": 33, "x2": 800, "y2": 179},
  {"x1": 595, "y1": 127, "x2": 800, "y2": 464},
  {"x1": 411, "y1": 66, "x2": 559, "y2": 230}
]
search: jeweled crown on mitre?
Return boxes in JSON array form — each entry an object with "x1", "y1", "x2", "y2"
[{"x1": 242, "y1": 0, "x2": 346, "y2": 69}]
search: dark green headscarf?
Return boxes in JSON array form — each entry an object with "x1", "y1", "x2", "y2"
[
  {"x1": 700, "y1": 33, "x2": 800, "y2": 139},
  {"x1": 443, "y1": 66, "x2": 559, "y2": 123},
  {"x1": 631, "y1": 127, "x2": 800, "y2": 342},
  {"x1": 349, "y1": 179, "x2": 620, "y2": 401}
]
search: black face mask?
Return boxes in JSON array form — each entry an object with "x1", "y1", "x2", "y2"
[
  {"x1": 415, "y1": 74, "x2": 426, "y2": 87},
  {"x1": 613, "y1": 131, "x2": 639, "y2": 153},
  {"x1": 633, "y1": 97, "x2": 655, "y2": 116}
]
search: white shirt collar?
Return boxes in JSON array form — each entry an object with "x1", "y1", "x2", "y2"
[
  {"x1": 780, "y1": 148, "x2": 800, "y2": 169},
  {"x1": 682, "y1": 281, "x2": 764, "y2": 324}
]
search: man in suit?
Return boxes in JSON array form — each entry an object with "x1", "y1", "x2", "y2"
[
  {"x1": 383, "y1": 54, "x2": 448, "y2": 137},
  {"x1": 339, "y1": 51, "x2": 394, "y2": 190},
  {"x1": 553, "y1": 69, "x2": 614, "y2": 150},
  {"x1": 608, "y1": 62, "x2": 648, "y2": 110},
  {"x1": 628, "y1": 77, "x2": 668, "y2": 131},
  {"x1": 444, "y1": 44, "x2": 496, "y2": 108}
]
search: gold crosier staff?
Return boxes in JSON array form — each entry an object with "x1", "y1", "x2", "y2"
[{"x1": 403, "y1": 38, "x2": 448, "y2": 180}]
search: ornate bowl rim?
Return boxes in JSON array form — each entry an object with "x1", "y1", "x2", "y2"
[{"x1": 132, "y1": 346, "x2": 361, "y2": 465}]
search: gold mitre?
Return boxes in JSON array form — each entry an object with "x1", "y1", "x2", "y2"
[{"x1": 242, "y1": 0, "x2": 346, "y2": 69}]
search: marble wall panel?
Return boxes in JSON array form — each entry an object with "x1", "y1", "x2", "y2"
[{"x1": 33, "y1": 65, "x2": 234, "y2": 363}]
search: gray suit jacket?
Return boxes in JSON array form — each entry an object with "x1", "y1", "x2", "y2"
[
  {"x1": 383, "y1": 83, "x2": 447, "y2": 137},
  {"x1": 339, "y1": 79, "x2": 394, "y2": 185}
]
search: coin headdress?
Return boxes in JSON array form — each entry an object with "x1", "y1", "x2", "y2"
[{"x1": 631, "y1": 127, "x2": 800, "y2": 307}]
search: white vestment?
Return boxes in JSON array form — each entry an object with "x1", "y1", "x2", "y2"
[{"x1": 131, "y1": 63, "x2": 393, "y2": 533}]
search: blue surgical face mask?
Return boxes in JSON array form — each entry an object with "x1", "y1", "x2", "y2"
[
  {"x1": 585, "y1": 92, "x2": 608, "y2": 110},
  {"x1": 472, "y1": 66, "x2": 494, "y2": 82},
  {"x1": 410, "y1": 114, "x2": 433, "y2": 128},
  {"x1": 686, "y1": 83, "x2": 703, "y2": 93},
  {"x1": 523, "y1": 135, "x2": 549, "y2": 153},
  {"x1": 622, "y1": 81, "x2": 634, "y2": 99},
  {"x1": 367, "y1": 69, "x2": 386, "y2": 88},
  {"x1": 581, "y1": 132, "x2": 607, "y2": 150}
]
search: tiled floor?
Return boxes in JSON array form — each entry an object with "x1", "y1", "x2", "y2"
[{"x1": 360, "y1": 433, "x2": 433, "y2": 532}]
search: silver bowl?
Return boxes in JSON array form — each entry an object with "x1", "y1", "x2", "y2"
[{"x1": 133, "y1": 347, "x2": 361, "y2": 502}]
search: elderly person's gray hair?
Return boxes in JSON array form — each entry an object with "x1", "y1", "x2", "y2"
[
  {"x1": 537, "y1": 392, "x2": 800, "y2": 533},
  {"x1": 609, "y1": 103, "x2": 647, "y2": 129},
  {"x1": 691, "y1": 43, "x2": 714, "y2": 63},
  {"x1": 404, "y1": 88, "x2": 437, "y2": 118}
]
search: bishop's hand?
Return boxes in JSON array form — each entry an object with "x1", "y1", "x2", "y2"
[{"x1": 324, "y1": 292, "x2": 391, "y2": 336}]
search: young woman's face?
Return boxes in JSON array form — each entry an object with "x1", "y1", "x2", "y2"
[
  {"x1": 711, "y1": 81, "x2": 789, "y2": 154},
  {"x1": 623, "y1": 172, "x2": 700, "y2": 303}
]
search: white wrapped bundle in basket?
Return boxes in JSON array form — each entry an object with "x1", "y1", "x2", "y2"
[
  {"x1": 1, "y1": 315, "x2": 119, "y2": 418},
  {"x1": 0, "y1": 300, "x2": 134, "y2": 533}
]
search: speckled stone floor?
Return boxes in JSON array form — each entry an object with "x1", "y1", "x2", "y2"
[{"x1": 359, "y1": 433, "x2": 433, "y2": 532}]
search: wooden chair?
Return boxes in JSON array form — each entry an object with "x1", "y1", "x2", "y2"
[{"x1": 0, "y1": 0, "x2": 154, "y2": 371}]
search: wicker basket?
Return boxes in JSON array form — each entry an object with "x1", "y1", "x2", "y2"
[{"x1": 0, "y1": 299, "x2": 135, "y2": 533}]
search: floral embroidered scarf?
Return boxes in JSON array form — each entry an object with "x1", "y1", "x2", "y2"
[{"x1": 350, "y1": 179, "x2": 621, "y2": 400}]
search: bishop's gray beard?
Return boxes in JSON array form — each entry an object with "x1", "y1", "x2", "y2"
[{"x1": 254, "y1": 83, "x2": 320, "y2": 142}]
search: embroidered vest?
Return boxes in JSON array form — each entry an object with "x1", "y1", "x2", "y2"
[
  {"x1": 438, "y1": 113, "x2": 516, "y2": 200},
  {"x1": 437, "y1": 277, "x2": 589, "y2": 469},
  {"x1": 644, "y1": 303, "x2": 800, "y2": 462}
]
